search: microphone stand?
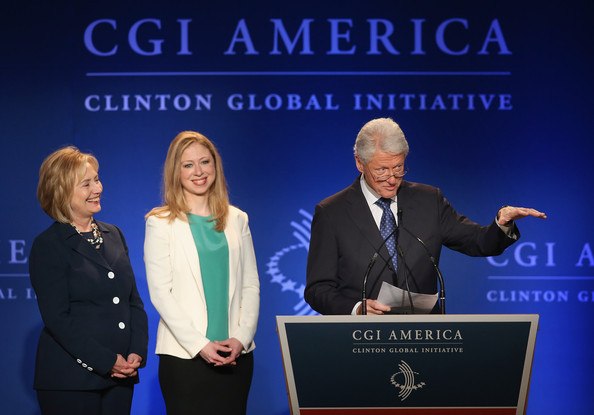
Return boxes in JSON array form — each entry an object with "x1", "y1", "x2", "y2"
[
  {"x1": 360, "y1": 226, "x2": 398, "y2": 315},
  {"x1": 361, "y1": 253, "x2": 378, "y2": 316},
  {"x1": 399, "y1": 224, "x2": 446, "y2": 314},
  {"x1": 396, "y1": 245, "x2": 415, "y2": 314}
]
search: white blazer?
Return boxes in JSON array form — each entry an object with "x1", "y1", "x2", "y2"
[{"x1": 144, "y1": 206, "x2": 260, "y2": 359}]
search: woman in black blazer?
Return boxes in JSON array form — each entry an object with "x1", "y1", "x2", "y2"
[{"x1": 29, "y1": 146, "x2": 148, "y2": 415}]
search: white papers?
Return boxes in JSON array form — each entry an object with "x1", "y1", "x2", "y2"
[{"x1": 377, "y1": 281, "x2": 438, "y2": 314}]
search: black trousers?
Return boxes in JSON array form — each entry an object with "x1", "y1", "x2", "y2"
[
  {"x1": 159, "y1": 352, "x2": 254, "y2": 415},
  {"x1": 36, "y1": 385, "x2": 134, "y2": 415}
]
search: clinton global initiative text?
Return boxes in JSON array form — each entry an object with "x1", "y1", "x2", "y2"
[{"x1": 84, "y1": 92, "x2": 512, "y2": 112}]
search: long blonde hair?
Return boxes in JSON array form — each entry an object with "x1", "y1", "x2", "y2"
[{"x1": 146, "y1": 131, "x2": 229, "y2": 231}]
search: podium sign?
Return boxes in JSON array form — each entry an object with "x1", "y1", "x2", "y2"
[{"x1": 277, "y1": 314, "x2": 538, "y2": 415}]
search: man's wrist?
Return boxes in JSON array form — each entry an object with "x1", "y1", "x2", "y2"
[{"x1": 497, "y1": 205, "x2": 513, "y2": 227}]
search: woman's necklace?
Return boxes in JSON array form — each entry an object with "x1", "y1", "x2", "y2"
[{"x1": 72, "y1": 220, "x2": 104, "y2": 249}]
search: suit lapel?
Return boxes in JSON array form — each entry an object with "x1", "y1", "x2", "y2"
[
  {"x1": 173, "y1": 217, "x2": 206, "y2": 302},
  {"x1": 224, "y1": 217, "x2": 237, "y2": 301},
  {"x1": 392, "y1": 181, "x2": 420, "y2": 290},
  {"x1": 345, "y1": 178, "x2": 389, "y2": 259},
  {"x1": 97, "y1": 222, "x2": 119, "y2": 270},
  {"x1": 346, "y1": 177, "x2": 405, "y2": 294},
  {"x1": 59, "y1": 222, "x2": 111, "y2": 270},
  {"x1": 394, "y1": 181, "x2": 415, "y2": 255}
]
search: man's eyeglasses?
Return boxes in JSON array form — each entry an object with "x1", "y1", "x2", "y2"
[{"x1": 369, "y1": 166, "x2": 408, "y2": 182}]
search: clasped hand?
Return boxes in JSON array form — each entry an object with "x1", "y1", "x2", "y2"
[
  {"x1": 110, "y1": 353, "x2": 142, "y2": 378},
  {"x1": 199, "y1": 338, "x2": 244, "y2": 367}
]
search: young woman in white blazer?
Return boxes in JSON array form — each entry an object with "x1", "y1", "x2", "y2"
[{"x1": 144, "y1": 131, "x2": 260, "y2": 415}]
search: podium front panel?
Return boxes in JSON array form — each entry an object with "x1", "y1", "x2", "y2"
[{"x1": 277, "y1": 314, "x2": 538, "y2": 415}]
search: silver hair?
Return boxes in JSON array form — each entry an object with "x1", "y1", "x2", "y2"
[{"x1": 353, "y1": 117, "x2": 409, "y2": 164}]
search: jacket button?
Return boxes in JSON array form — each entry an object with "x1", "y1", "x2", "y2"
[
  {"x1": 113, "y1": 297, "x2": 120, "y2": 304},
  {"x1": 76, "y1": 359, "x2": 82, "y2": 364},
  {"x1": 118, "y1": 322, "x2": 126, "y2": 329},
  {"x1": 87, "y1": 367, "x2": 93, "y2": 371},
  {"x1": 108, "y1": 271, "x2": 115, "y2": 279},
  {"x1": 82, "y1": 363, "x2": 87, "y2": 368}
]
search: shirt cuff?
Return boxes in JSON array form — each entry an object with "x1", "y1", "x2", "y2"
[{"x1": 495, "y1": 217, "x2": 518, "y2": 240}]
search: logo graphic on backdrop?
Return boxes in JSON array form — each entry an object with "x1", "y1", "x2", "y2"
[
  {"x1": 390, "y1": 360, "x2": 426, "y2": 401},
  {"x1": 266, "y1": 209, "x2": 316, "y2": 316}
]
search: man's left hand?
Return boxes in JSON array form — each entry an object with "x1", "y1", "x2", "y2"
[{"x1": 497, "y1": 206, "x2": 547, "y2": 226}]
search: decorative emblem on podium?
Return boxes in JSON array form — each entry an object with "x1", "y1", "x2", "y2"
[
  {"x1": 266, "y1": 209, "x2": 317, "y2": 316},
  {"x1": 390, "y1": 360, "x2": 426, "y2": 401}
]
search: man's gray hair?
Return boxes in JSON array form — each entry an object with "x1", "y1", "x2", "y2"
[{"x1": 354, "y1": 117, "x2": 409, "y2": 164}]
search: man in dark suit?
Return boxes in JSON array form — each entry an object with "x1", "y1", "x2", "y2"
[{"x1": 305, "y1": 118, "x2": 546, "y2": 315}]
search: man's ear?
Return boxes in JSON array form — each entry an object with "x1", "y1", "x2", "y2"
[{"x1": 355, "y1": 155, "x2": 364, "y2": 173}]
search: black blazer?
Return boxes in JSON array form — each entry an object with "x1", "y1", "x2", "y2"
[
  {"x1": 29, "y1": 221, "x2": 148, "y2": 390},
  {"x1": 305, "y1": 178, "x2": 518, "y2": 315}
]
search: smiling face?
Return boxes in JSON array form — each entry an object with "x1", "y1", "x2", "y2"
[
  {"x1": 179, "y1": 142, "x2": 216, "y2": 201},
  {"x1": 356, "y1": 151, "x2": 406, "y2": 199},
  {"x1": 70, "y1": 162, "x2": 102, "y2": 227}
]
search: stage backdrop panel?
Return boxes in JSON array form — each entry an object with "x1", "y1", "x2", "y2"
[{"x1": 1, "y1": 1, "x2": 593, "y2": 414}]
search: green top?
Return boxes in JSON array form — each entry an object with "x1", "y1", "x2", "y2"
[{"x1": 187, "y1": 213, "x2": 229, "y2": 341}]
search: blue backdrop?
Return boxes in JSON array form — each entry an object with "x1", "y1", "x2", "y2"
[{"x1": 1, "y1": 1, "x2": 593, "y2": 414}]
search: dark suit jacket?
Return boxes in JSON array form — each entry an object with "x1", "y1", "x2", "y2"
[
  {"x1": 29, "y1": 221, "x2": 148, "y2": 390},
  {"x1": 305, "y1": 177, "x2": 518, "y2": 315}
]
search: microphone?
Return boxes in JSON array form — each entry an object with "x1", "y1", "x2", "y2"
[
  {"x1": 361, "y1": 226, "x2": 398, "y2": 315},
  {"x1": 396, "y1": 244, "x2": 415, "y2": 315},
  {"x1": 398, "y1": 209, "x2": 446, "y2": 314}
]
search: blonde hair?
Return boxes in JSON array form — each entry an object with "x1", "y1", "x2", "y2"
[
  {"x1": 37, "y1": 146, "x2": 99, "y2": 223},
  {"x1": 147, "y1": 131, "x2": 229, "y2": 232}
]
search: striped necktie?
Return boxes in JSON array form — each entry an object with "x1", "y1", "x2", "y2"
[{"x1": 375, "y1": 197, "x2": 398, "y2": 270}]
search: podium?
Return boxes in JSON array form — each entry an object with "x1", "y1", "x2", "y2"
[{"x1": 277, "y1": 314, "x2": 538, "y2": 415}]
